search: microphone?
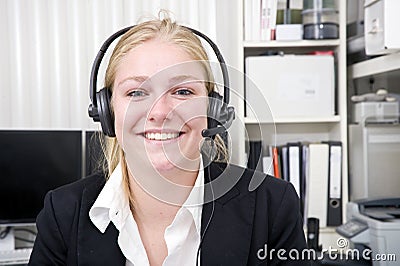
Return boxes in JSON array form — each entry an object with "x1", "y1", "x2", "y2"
[{"x1": 201, "y1": 106, "x2": 235, "y2": 138}]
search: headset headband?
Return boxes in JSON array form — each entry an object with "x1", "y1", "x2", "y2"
[{"x1": 89, "y1": 25, "x2": 230, "y2": 111}]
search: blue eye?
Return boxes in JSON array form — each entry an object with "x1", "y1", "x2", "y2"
[
  {"x1": 128, "y1": 90, "x2": 146, "y2": 97},
  {"x1": 174, "y1": 88, "x2": 193, "y2": 96}
]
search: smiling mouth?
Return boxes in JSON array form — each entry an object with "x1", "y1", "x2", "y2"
[{"x1": 143, "y1": 132, "x2": 183, "y2": 141}]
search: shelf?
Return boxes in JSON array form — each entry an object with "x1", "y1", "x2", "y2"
[
  {"x1": 243, "y1": 39, "x2": 340, "y2": 48},
  {"x1": 348, "y1": 52, "x2": 400, "y2": 79},
  {"x1": 244, "y1": 116, "x2": 341, "y2": 124}
]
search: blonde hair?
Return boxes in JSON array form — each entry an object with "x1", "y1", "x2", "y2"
[{"x1": 100, "y1": 15, "x2": 229, "y2": 206}]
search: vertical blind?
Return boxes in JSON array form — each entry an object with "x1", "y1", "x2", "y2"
[{"x1": 0, "y1": 0, "x2": 218, "y2": 129}]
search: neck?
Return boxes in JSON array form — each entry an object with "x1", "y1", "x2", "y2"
[{"x1": 128, "y1": 161, "x2": 200, "y2": 224}]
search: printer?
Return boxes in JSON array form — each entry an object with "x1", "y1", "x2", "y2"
[{"x1": 336, "y1": 198, "x2": 400, "y2": 266}]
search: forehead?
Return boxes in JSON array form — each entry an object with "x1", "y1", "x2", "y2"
[{"x1": 114, "y1": 40, "x2": 206, "y2": 82}]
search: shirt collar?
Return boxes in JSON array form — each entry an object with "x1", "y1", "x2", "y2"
[
  {"x1": 89, "y1": 164, "x2": 129, "y2": 233},
  {"x1": 89, "y1": 159, "x2": 205, "y2": 234},
  {"x1": 183, "y1": 162, "x2": 204, "y2": 234}
]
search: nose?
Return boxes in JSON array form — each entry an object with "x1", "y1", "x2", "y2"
[{"x1": 147, "y1": 93, "x2": 173, "y2": 122}]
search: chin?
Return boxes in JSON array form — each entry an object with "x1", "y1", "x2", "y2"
[
  {"x1": 150, "y1": 153, "x2": 198, "y2": 173},
  {"x1": 147, "y1": 153, "x2": 177, "y2": 171},
  {"x1": 151, "y1": 161, "x2": 176, "y2": 172}
]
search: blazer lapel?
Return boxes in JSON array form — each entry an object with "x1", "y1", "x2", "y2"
[
  {"x1": 200, "y1": 163, "x2": 256, "y2": 265},
  {"x1": 77, "y1": 176, "x2": 125, "y2": 266}
]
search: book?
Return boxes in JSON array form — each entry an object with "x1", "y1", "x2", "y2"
[
  {"x1": 262, "y1": 145, "x2": 275, "y2": 176},
  {"x1": 306, "y1": 142, "x2": 330, "y2": 228},
  {"x1": 260, "y1": 0, "x2": 278, "y2": 40},
  {"x1": 280, "y1": 145, "x2": 288, "y2": 182},
  {"x1": 244, "y1": 0, "x2": 254, "y2": 40},
  {"x1": 324, "y1": 141, "x2": 343, "y2": 226},
  {"x1": 251, "y1": 0, "x2": 261, "y2": 40},
  {"x1": 247, "y1": 140, "x2": 263, "y2": 172},
  {"x1": 272, "y1": 146, "x2": 281, "y2": 178},
  {"x1": 287, "y1": 142, "x2": 302, "y2": 198}
]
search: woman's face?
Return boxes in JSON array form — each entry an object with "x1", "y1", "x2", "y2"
[{"x1": 112, "y1": 39, "x2": 208, "y2": 174}]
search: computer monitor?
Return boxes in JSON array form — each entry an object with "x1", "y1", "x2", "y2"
[{"x1": 0, "y1": 130, "x2": 82, "y2": 224}]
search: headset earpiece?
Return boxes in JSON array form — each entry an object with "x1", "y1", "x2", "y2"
[
  {"x1": 202, "y1": 90, "x2": 235, "y2": 138},
  {"x1": 207, "y1": 91, "x2": 225, "y2": 130},
  {"x1": 96, "y1": 88, "x2": 115, "y2": 137}
]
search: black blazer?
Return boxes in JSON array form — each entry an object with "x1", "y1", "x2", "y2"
[{"x1": 29, "y1": 162, "x2": 309, "y2": 265}]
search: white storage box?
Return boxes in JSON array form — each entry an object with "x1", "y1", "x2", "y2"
[
  {"x1": 245, "y1": 55, "x2": 335, "y2": 121},
  {"x1": 353, "y1": 101, "x2": 399, "y2": 123},
  {"x1": 276, "y1": 24, "x2": 303, "y2": 41},
  {"x1": 364, "y1": 0, "x2": 400, "y2": 55}
]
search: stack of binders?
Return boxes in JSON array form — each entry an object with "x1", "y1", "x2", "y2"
[
  {"x1": 306, "y1": 141, "x2": 343, "y2": 227},
  {"x1": 245, "y1": 139, "x2": 343, "y2": 227}
]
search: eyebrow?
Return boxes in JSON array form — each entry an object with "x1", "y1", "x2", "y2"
[
  {"x1": 117, "y1": 74, "x2": 203, "y2": 87},
  {"x1": 168, "y1": 75, "x2": 203, "y2": 85},
  {"x1": 117, "y1": 76, "x2": 148, "y2": 87}
]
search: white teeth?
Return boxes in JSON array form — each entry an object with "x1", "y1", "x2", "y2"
[{"x1": 145, "y1": 132, "x2": 180, "y2": 141}]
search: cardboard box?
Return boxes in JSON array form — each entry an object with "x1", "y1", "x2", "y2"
[
  {"x1": 364, "y1": 0, "x2": 400, "y2": 55},
  {"x1": 245, "y1": 55, "x2": 335, "y2": 121}
]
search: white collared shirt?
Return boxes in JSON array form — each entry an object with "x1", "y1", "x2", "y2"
[{"x1": 89, "y1": 163, "x2": 204, "y2": 266}]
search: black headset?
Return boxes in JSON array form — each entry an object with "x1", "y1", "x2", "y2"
[{"x1": 88, "y1": 25, "x2": 235, "y2": 138}]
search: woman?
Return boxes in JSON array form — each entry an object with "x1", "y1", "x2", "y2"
[{"x1": 29, "y1": 15, "x2": 308, "y2": 266}]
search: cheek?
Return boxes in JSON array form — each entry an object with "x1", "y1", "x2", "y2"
[
  {"x1": 174, "y1": 97, "x2": 208, "y2": 128},
  {"x1": 187, "y1": 117, "x2": 207, "y2": 133},
  {"x1": 112, "y1": 98, "x2": 145, "y2": 139}
]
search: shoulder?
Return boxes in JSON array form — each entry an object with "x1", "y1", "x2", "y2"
[
  {"x1": 214, "y1": 163, "x2": 307, "y2": 255},
  {"x1": 49, "y1": 172, "x2": 106, "y2": 204},
  {"x1": 37, "y1": 172, "x2": 106, "y2": 241},
  {"x1": 210, "y1": 162, "x2": 295, "y2": 200},
  {"x1": 209, "y1": 162, "x2": 300, "y2": 223},
  {"x1": 31, "y1": 173, "x2": 107, "y2": 264},
  {"x1": 40, "y1": 172, "x2": 106, "y2": 226},
  {"x1": 54, "y1": 171, "x2": 106, "y2": 193}
]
